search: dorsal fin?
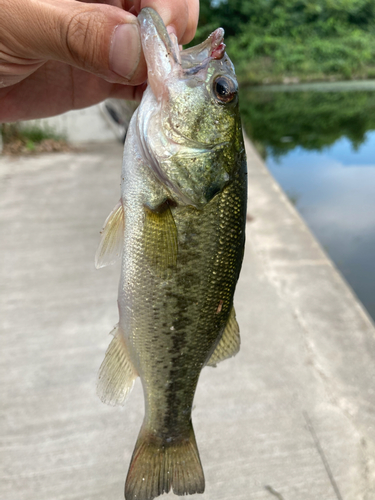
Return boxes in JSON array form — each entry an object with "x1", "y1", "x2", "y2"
[
  {"x1": 95, "y1": 201, "x2": 124, "y2": 269},
  {"x1": 206, "y1": 306, "x2": 240, "y2": 367}
]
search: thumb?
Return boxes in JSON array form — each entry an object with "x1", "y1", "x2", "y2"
[{"x1": 0, "y1": 0, "x2": 147, "y2": 86}]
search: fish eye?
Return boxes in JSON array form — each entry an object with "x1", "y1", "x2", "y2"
[{"x1": 213, "y1": 76, "x2": 237, "y2": 103}]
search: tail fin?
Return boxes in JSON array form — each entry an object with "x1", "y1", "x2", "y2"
[{"x1": 125, "y1": 423, "x2": 205, "y2": 500}]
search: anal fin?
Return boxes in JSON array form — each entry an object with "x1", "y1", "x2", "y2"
[
  {"x1": 207, "y1": 306, "x2": 240, "y2": 367},
  {"x1": 97, "y1": 325, "x2": 137, "y2": 406}
]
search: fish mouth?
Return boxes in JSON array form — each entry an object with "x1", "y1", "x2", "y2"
[
  {"x1": 138, "y1": 8, "x2": 226, "y2": 77},
  {"x1": 138, "y1": 8, "x2": 180, "y2": 65},
  {"x1": 180, "y1": 28, "x2": 226, "y2": 75}
]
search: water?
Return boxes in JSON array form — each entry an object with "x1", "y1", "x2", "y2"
[{"x1": 241, "y1": 81, "x2": 375, "y2": 321}]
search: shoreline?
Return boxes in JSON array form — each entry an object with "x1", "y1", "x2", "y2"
[{"x1": 241, "y1": 78, "x2": 375, "y2": 92}]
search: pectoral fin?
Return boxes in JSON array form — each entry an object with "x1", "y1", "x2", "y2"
[
  {"x1": 95, "y1": 201, "x2": 124, "y2": 269},
  {"x1": 207, "y1": 306, "x2": 240, "y2": 367},
  {"x1": 97, "y1": 325, "x2": 138, "y2": 406},
  {"x1": 143, "y1": 203, "x2": 178, "y2": 278}
]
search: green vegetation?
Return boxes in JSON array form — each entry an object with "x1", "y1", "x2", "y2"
[
  {"x1": 1, "y1": 123, "x2": 68, "y2": 155},
  {"x1": 196, "y1": 0, "x2": 375, "y2": 84},
  {"x1": 240, "y1": 88, "x2": 375, "y2": 156},
  {"x1": 2, "y1": 123, "x2": 61, "y2": 146}
]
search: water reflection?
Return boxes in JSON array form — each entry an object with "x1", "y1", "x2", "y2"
[
  {"x1": 241, "y1": 84, "x2": 375, "y2": 157},
  {"x1": 242, "y1": 85, "x2": 375, "y2": 321}
]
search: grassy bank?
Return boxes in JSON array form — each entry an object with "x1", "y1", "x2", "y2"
[
  {"x1": 1, "y1": 123, "x2": 69, "y2": 155},
  {"x1": 196, "y1": 0, "x2": 375, "y2": 85}
]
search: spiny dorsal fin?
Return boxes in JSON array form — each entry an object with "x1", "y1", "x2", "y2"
[
  {"x1": 207, "y1": 306, "x2": 240, "y2": 367},
  {"x1": 97, "y1": 325, "x2": 138, "y2": 406},
  {"x1": 143, "y1": 203, "x2": 177, "y2": 278},
  {"x1": 95, "y1": 201, "x2": 124, "y2": 269},
  {"x1": 125, "y1": 422, "x2": 204, "y2": 500}
]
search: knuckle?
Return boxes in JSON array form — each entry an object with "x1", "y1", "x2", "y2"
[{"x1": 64, "y1": 9, "x2": 107, "y2": 71}]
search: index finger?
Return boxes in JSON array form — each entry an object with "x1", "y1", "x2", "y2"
[{"x1": 133, "y1": 0, "x2": 199, "y2": 45}]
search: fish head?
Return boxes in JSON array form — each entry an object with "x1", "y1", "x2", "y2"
[{"x1": 138, "y1": 8, "x2": 244, "y2": 207}]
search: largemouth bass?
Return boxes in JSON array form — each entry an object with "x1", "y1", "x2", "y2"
[{"x1": 95, "y1": 8, "x2": 247, "y2": 500}]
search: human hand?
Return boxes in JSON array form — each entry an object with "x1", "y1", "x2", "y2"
[{"x1": 0, "y1": 0, "x2": 199, "y2": 121}]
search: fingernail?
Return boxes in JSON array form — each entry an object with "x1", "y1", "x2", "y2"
[
  {"x1": 110, "y1": 23, "x2": 141, "y2": 80},
  {"x1": 167, "y1": 25, "x2": 177, "y2": 37}
]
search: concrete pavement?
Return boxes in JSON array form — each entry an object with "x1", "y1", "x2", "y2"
[{"x1": 1, "y1": 139, "x2": 375, "y2": 500}]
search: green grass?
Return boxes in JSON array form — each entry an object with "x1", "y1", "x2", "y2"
[{"x1": 1, "y1": 123, "x2": 64, "y2": 146}]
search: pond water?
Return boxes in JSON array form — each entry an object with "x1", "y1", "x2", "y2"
[{"x1": 241, "y1": 81, "x2": 375, "y2": 321}]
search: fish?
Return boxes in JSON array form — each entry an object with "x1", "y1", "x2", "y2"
[{"x1": 95, "y1": 8, "x2": 247, "y2": 500}]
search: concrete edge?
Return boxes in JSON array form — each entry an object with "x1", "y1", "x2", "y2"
[
  {"x1": 244, "y1": 133, "x2": 375, "y2": 450},
  {"x1": 244, "y1": 134, "x2": 375, "y2": 329}
]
